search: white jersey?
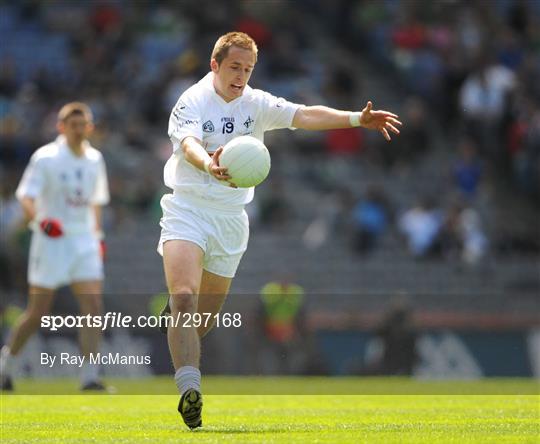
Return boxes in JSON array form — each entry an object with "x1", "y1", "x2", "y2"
[
  {"x1": 164, "y1": 72, "x2": 302, "y2": 208},
  {"x1": 16, "y1": 135, "x2": 110, "y2": 234}
]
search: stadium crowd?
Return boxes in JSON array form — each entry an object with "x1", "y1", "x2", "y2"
[
  {"x1": 1, "y1": 0, "x2": 539, "y2": 300},
  {"x1": 338, "y1": 0, "x2": 540, "y2": 196}
]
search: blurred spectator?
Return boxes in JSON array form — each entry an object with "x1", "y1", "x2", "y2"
[
  {"x1": 324, "y1": 66, "x2": 360, "y2": 110},
  {"x1": 0, "y1": 57, "x2": 17, "y2": 98},
  {"x1": 258, "y1": 180, "x2": 291, "y2": 229},
  {"x1": 323, "y1": 68, "x2": 364, "y2": 158},
  {"x1": 303, "y1": 188, "x2": 354, "y2": 250},
  {"x1": 453, "y1": 137, "x2": 483, "y2": 199},
  {"x1": 89, "y1": 2, "x2": 123, "y2": 34},
  {"x1": 380, "y1": 96, "x2": 430, "y2": 169},
  {"x1": 0, "y1": 179, "x2": 26, "y2": 293},
  {"x1": 441, "y1": 201, "x2": 488, "y2": 265},
  {"x1": 497, "y1": 26, "x2": 525, "y2": 71},
  {"x1": 392, "y1": 15, "x2": 426, "y2": 51},
  {"x1": 398, "y1": 197, "x2": 443, "y2": 258},
  {"x1": 456, "y1": 205, "x2": 488, "y2": 265},
  {"x1": 459, "y1": 58, "x2": 516, "y2": 156},
  {"x1": 266, "y1": 31, "x2": 307, "y2": 79},
  {"x1": 459, "y1": 58, "x2": 516, "y2": 122},
  {"x1": 324, "y1": 127, "x2": 364, "y2": 156},
  {"x1": 235, "y1": 9, "x2": 272, "y2": 49},
  {"x1": 363, "y1": 296, "x2": 418, "y2": 376},
  {"x1": 351, "y1": 185, "x2": 392, "y2": 253},
  {"x1": 257, "y1": 276, "x2": 306, "y2": 374},
  {"x1": 507, "y1": 98, "x2": 540, "y2": 200}
]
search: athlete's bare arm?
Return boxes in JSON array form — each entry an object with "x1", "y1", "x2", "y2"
[
  {"x1": 93, "y1": 205, "x2": 103, "y2": 233},
  {"x1": 292, "y1": 101, "x2": 402, "y2": 141},
  {"x1": 19, "y1": 196, "x2": 37, "y2": 223},
  {"x1": 182, "y1": 136, "x2": 231, "y2": 180}
]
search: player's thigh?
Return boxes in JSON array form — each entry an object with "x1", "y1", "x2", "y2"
[
  {"x1": 27, "y1": 286, "x2": 56, "y2": 318},
  {"x1": 71, "y1": 280, "x2": 102, "y2": 295},
  {"x1": 71, "y1": 280, "x2": 103, "y2": 315},
  {"x1": 197, "y1": 270, "x2": 232, "y2": 337},
  {"x1": 162, "y1": 239, "x2": 205, "y2": 295}
]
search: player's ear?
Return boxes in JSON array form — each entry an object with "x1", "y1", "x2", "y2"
[
  {"x1": 56, "y1": 121, "x2": 64, "y2": 134},
  {"x1": 210, "y1": 58, "x2": 219, "y2": 73}
]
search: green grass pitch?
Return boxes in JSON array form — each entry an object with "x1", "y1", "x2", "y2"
[{"x1": 1, "y1": 377, "x2": 538, "y2": 443}]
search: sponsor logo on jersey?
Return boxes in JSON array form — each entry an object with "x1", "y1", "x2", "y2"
[
  {"x1": 175, "y1": 119, "x2": 198, "y2": 133},
  {"x1": 203, "y1": 120, "x2": 215, "y2": 133},
  {"x1": 243, "y1": 116, "x2": 254, "y2": 129},
  {"x1": 172, "y1": 107, "x2": 183, "y2": 121},
  {"x1": 66, "y1": 195, "x2": 90, "y2": 207},
  {"x1": 172, "y1": 101, "x2": 186, "y2": 118}
]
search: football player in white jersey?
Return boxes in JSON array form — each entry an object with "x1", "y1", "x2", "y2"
[
  {"x1": 0, "y1": 102, "x2": 110, "y2": 391},
  {"x1": 158, "y1": 32, "x2": 402, "y2": 428}
]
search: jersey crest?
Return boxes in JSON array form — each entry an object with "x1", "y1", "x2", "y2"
[
  {"x1": 203, "y1": 120, "x2": 215, "y2": 133},
  {"x1": 244, "y1": 116, "x2": 254, "y2": 129}
]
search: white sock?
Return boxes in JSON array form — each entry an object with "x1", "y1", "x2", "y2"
[
  {"x1": 174, "y1": 366, "x2": 201, "y2": 395},
  {"x1": 0, "y1": 346, "x2": 14, "y2": 379},
  {"x1": 80, "y1": 361, "x2": 100, "y2": 385}
]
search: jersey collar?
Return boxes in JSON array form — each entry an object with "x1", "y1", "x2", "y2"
[{"x1": 56, "y1": 135, "x2": 90, "y2": 158}]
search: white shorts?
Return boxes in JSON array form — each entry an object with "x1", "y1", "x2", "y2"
[
  {"x1": 158, "y1": 193, "x2": 249, "y2": 278},
  {"x1": 28, "y1": 231, "x2": 103, "y2": 289}
]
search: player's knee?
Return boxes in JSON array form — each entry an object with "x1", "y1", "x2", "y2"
[{"x1": 169, "y1": 289, "x2": 197, "y2": 314}]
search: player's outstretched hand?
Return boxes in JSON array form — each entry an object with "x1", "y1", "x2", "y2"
[
  {"x1": 360, "y1": 101, "x2": 402, "y2": 141},
  {"x1": 210, "y1": 147, "x2": 237, "y2": 188}
]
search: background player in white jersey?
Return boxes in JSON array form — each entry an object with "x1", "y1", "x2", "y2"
[
  {"x1": 158, "y1": 32, "x2": 402, "y2": 428},
  {"x1": 0, "y1": 102, "x2": 110, "y2": 391}
]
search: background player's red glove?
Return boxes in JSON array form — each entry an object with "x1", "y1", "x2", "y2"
[
  {"x1": 39, "y1": 218, "x2": 63, "y2": 238},
  {"x1": 99, "y1": 239, "x2": 107, "y2": 260}
]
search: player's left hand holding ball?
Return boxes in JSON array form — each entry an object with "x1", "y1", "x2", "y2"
[
  {"x1": 39, "y1": 218, "x2": 64, "y2": 237},
  {"x1": 359, "y1": 101, "x2": 403, "y2": 141}
]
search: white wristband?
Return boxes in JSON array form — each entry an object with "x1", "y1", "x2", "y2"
[
  {"x1": 349, "y1": 112, "x2": 361, "y2": 127},
  {"x1": 203, "y1": 158, "x2": 212, "y2": 173}
]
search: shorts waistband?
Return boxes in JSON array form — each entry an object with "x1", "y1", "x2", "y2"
[{"x1": 171, "y1": 191, "x2": 245, "y2": 215}]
